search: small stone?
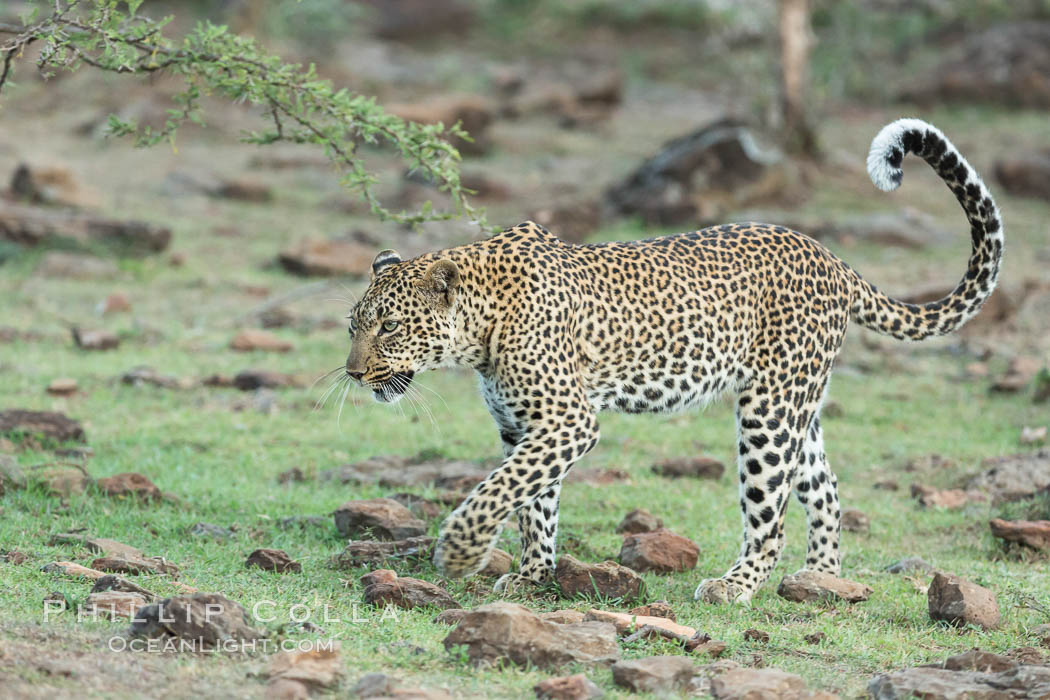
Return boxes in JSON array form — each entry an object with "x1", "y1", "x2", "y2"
[
  {"x1": 776, "y1": 570, "x2": 872, "y2": 603},
  {"x1": 534, "y1": 673, "x2": 604, "y2": 700},
  {"x1": 230, "y1": 329, "x2": 294, "y2": 353},
  {"x1": 82, "y1": 591, "x2": 148, "y2": 619},
  {"x1": 333, "y1": 498, "x2": 427, "y2": 541},
  {"x1": 628, "y1": 601, "x2": 675, "y2": 621},
  {"x1": 804, "y1": 632, "x2": 826, "y2": 644},
  {"x1": 944, "y1": 649, "x2": 1018, "y2": 672},
  {"x1": 555, "y1": 555, "x2": 644, "y2": 601},
  {"x1": 90, "y1": 574, "x2": 156, "y2": 601},
  {"x1": 693, "y1": 638, "x2": 728, "y2": 658},
  {"x1": 873, "y1": 480, "x2": 899, "y2": 491},
  {"x1": 49, "y1": 534, "x2": 143, "y2": 559},
  {"x1": 710, "y1": 668, "x2": 810, "y2": 700},
  {"x1": 442, "y1": 602, "x2": 619, "y2": 670},
  {"x1": 96, "y1": 472, "x2": 162, "y2": 501},
  {"x1": 885, "y1": 557, "x2": 933, "y2": 574},
  {"x1": 72, "y1": 327, "x2": 119, "y2": 350},
  {"x1": 480, "y1": 548, "x2": 513, "y2": 576},
  {"x1": 189, "y1": 522, "x2": 234, "y2": 540},
  {"x1": 611, "y1": 656, "x2": 698, "y2": 694},
  {"x1": 101, "y1": 293, "x2": 131, "y2": 314},
  {"x1": 619, "y1": 529, "x2": 699, "y2": 573},
  {"x1": 41, "y1": 561, "x2": 106, "y2": 580},
  {"x1": 266, "y1": 647, "x2": 343, "y2": 690},
  {"x1": 651, "y1": 456, "x2": 725, "y2": 480},
  {"x1": 92, "y1": 555, "x2": 179, "y2": 576},
  {"x1": 2, "y1": 549, "x2": 28, "y2": 565},
  {"x1": 233, "y1": 369, "x2": 303, "y2": 391},
  {"x1": 989, "y1": 518, "x2": 1050, "y2": 551},
  {"x1": 541, "y1": 610, "x2": 587, "y2": 625},
  {"x1": 585, "y1": 609, "x2": 696, "y2": 637},
  {"x1": 433, "y1": 608, "x2": 468, "y2": 626},
  {"x1": 352, "y1": 673, "x2": 398, "y2": 698},
  {"x1": 388, "y1": 492, "x2": 443, "y2": 520},
  {"x1": 331, "y1": 536, "x2": 435, "y2": 568},
  {"x1": 912, "y1": 485, "x2": 970, "y2": 509},
  {"x1": 130, "y1": 593, "x2": 262, "y2": 647},
  {"x1": 841, "y1": 508, "x2": 870, "y2": 533},
  {"x1": 928, "y1": 572, "x2": 1001, "y2": 629},
  {"x1": 743, "y1": 628, "x2": 770, "y2": 643},
  {"x1": 360, "y1": 569, "x2": 399, "y2": 588},
  {"x1": 277, "y1": 467, "x2": 306, "y2": 484},
  {"x1": 46, "y1": 378, "x2": 78, "y2": 396},
  {"x1": 1021, "y1": 426, "x2": 1048, "y2": 445},
  {"x1": 37, "y1": 467, "x2": 91, "y2": 496},
  {"x1": 615, "y1": 508, "x2": 663, "y2": 534},
  {"x1": 246, "y1": 548, "x2": 302, "y2": 574},
  {"x1": 363, "y1": 571, "x2": 459, "y2": 611}
]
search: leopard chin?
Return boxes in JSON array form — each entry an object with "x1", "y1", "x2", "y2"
[{"x1": 373, "y1": 371, "x2": 414, "y2": 403}]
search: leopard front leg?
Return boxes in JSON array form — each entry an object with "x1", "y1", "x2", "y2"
[{"x1": 494, "y1": 482, "x2": 562, "y2": 593}]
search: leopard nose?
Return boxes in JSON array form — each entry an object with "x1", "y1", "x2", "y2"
[{"x1": 347, "y1": 370, "x2": 364, "y2": 381}]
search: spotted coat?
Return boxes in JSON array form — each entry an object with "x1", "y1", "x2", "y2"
[{"x1": 344, "y1": 119, "x2": 1003, "y2": 603}]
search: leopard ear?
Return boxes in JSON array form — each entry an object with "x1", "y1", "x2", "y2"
[
  {"x1": 419, "y1": 259, "x2": 460, "y2": 306},
  {"x1": 371, "y1": 249, "x2": 401, "y2": 279}
]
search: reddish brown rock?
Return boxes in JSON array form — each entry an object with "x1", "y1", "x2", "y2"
[
  {"x1": 266, "y1": 647, "x2": 342, "y2": 692},
  {"x1": 46, "y1": 378, "x2": 78, "y2": 396},
  {"x1": 541, "y1": 610, "x2": 587, "y2": 625},
  {"x1": 230, "y1": 329, "x2": 293, "y2": 353},
  {"x1": 92, "y1": 556, "x2": 179, "y2": 576},
  {"x1": 615, "y1": 508, "x2": 663, "y2": 534},
  {"x1": 82, "y1": 591, "x2": 148, "y2": 619},
  {"x1": 651, "y1": 456, "x2": 725, "y2": 480},
  {"x1": 990, "y1": 518, "x2": 1050, "y2": 551},
  {"x1": 585, "y1": 609, "x2": 695, "y2": 637},
  {"x1": 611, "y1": 656, "x2": 699, "y2": 694},
  {"x1": 628, "y1": 601, "x2": 675, "y2": 621},
  {"x1": 555, "y1": 555, "x2": 643, "y2": 601},
  {"x1": 912, "y1": 485, "x2": 970, "y2": 509},
  {"x1": 334, "y1": 498, "x2": 427, "y2": 541},
  {"x1": 246, "y1": 548, "x2": 302, "y2": 574},
  {"x1": 49, "y1": 533, "x2": 142, "y2": 559},
  {"x1": 776, "y1": 570, "x2": 872, "y2": 604},
  {"x1": 90, "y1": 574, "x2": 156, "y2": 601},
  {"x1": 130, "y1": 593, "x2": 262, "y2": 647},
  {"x1": 96, "y1": 472, "x2": 162, "y2": 501},
  {"x1": 533, "y1": 673, "x2": 603, "y2": 700},
  {"x1": 710, "y1": 668, "x2": 812, "y2": 699},
  {"x1": 360, "y1": 569, "x2": 398, "y2": 588},
  {"x1": 0, "y1": 409, "x2": 85, "y2": 444},
  {"x1": 442, "y1": 602, "x2": 619, "y2": 670},
  {"x1": 233, "y1": 369, "x2": 304, "y2": 391},
  {"x1": 72, "y1": 327, "x2": 119, "y2": 351},
  {"x1": 331, "y1": 536, "x2": 435, "y2": 568},
  {"x1": 278, "y1": 238, "x2": 374, "y2": 277},
  {"x1": 433, "y1": 608, "x2": 469, "y2": 626},
  {"x1": 619, "y1": 529, "x2": 699, "y2": 574},
  {"x1": 928, "y1": 572, "x2": 1001, "y2": 629},
  {"x1": 841, "y1": 508, "x2": 870, "y2": 533},
  {"x1": 480, "y1": 548, "x2": 513, "y2": 576},
  {"x1": 363, "y1": 572, "x2": 459, "y2": 611}
]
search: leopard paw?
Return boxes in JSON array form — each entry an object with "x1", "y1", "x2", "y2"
[{"x1": 493, "y1": 573, "x2": 540, "y2": 595}]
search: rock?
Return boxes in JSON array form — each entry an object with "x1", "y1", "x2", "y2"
[
  {"x1": 1021, "y1": 426, "x2": 1048, "y2": 446},
  {"x1": 360, "y1": 569, "x2": 398, "y2": 588},
  {"x1": 130, "y1": 593, "x2": 262, "y2": 647},
  {"x1": 885, "y1": 557, "x2": 933, "y2": 574},
  {"x1": 912, "y1": 485, "x2": 970, "y2": 509},
  {"x1": 619, "y1": 529, "x2": 699, "y2": 573},
  {"x1": 82, "y1": 591, "x2": 148, "y2": 619},
  {"x1": 389, "y1": 492, "x2": 442, "y2": 520},
  {"x1": 211, "y1": 178, "x2": 272, "y2": 203},
  {"x1": 869, "y1": 652, "x2": 1050, "y2": 699},
  {"x1": 611, "y1": 656, "x2": 699, "y2": 694},
  {"x1": 246, "y1": 548, "x2": 302, "y2": 574},
  {"x1": 533, "y1": 673, "x2": 603, "y2": 700},
  {"x1": 616, "y1": 508, "x2": 663, "y2": 534},
  {"x1": 46, "y1": 378, "x2": 78, "y2": 396},
  {"x1": 9, "y1": 162, "x2": 98, "y2": 208},
  {"x1": 585, "y1": 609, "x2": 696, "y2": 638},
  {"x1": 72, "y1": 327, "x2": 119, "y2": 351},
  {"x1": 278, "y1": 238, "x2": 375, "y2": 277},
  {"x1": 189, "y1": 522, "x2": 234, "y2": 540},
  {"x1": 49, "y1": 533, "x2": 143, "y2": 559},
  {"x1": 628, "y1": 601, "x2": 675, "y2": 621},
  {"x1": 605, "y1": 118, "x2": 792, "y2": 226},
  {"x1": 230, "y1": 329, "x2": 293, "y2": 353},
  {"x1": 0, "y1": 203, "x2": 170, "y2": 254},
  {"x1": 965, "y1": 449, "x2": 1050, "y2": 503},
  {"x1": 710, "y1": 668, "x2": 812, "y2": 700},
  {"x1": 944, "y1": 649, "x2": 1018, "y2": 673},
  {"x1": 433, "y1": 608, "x2": 468, "y2": 626},
  {"x1": 776, "y1": 570, "x2": 872, "y2": 603},
  {"x1": 928, "y1": 572, "x2": 1000, "y2": 629},
  {"x1": 743, "y1": 628, "x2": 770, "y2": 643},
  {"x1": 91, "y1": 555, "x2": 179, "y2": 576},
  {"x1": 232, "y1": 369, "x2": 304, "y2": 390},
  {"x1": 565, "y1": 468, "x2": 630, "y2": 486},
  {"x1": 387, "y1": 94, "x2": 495, "y2": 155},
  {"x1": 363, "y1": 572, "x2": 459, "y2": 611},
  {"x1": 874, "y1": 480, "x2": 899, "y2": 491},
  {"x1": 990, "y1": 518, "x2": 1050, "y2": 551},
  {"x1": 90, "y1": 574, "x2": 156, "y2": 601},
  {"x1": 443, "y1": 602, "x2": 619, "y2": 670},
  {"x1": 331, "y1": 536, "x2": 435, "y2": 568},
  {"x1": 555, "y1": 555, "x2": 644, "y2": 601},
  {"x1": 0, "y1": 409, "x2": 85, "y2": 445},
  {"x1": 95, "y1": 472, "x2": 162, "y2": 501},
  {"x1": 991, "y1": 355, "x2": 1043, "y2": 393},
  {"x1": 100, "y1": 292, "x2": 131, "y2": 314},
  {"x1": 37, "y1": 466, "x2": 91, "y2": 496},
  {"x1": 527, "y1": 201, "x2": 602, "y2": 245},
  {"x1": 277, "y1": 467, "x2": 307, "y2": 485},
  {"x1": 334, "y1": 498, "x2": 427, "y2": 541},
  {"x1": 996, "y1": 150, "x2": 1050, "y2": 200},
  {"x1": 266, "y1": 647, "x2": 342, "y2": 691},
  {"x1": 2, "y1": 549, "x2": 28, "y2": 564},
  {"x1": 804, "y1": 632, "x2": 826, "y2": 645},
  {"x1": 121, "y1": 366, "x2": 189, "y2": 389},
  {"x1": 652, "y1": 456, "x2": 726, "y2": 480},
  {"x1": 360, "y1": 0, "x2": 475, "y2": 41},
  {"x1": 902, "y1": 22, "x2": 1050, "y2": 108},
  {"x1": 541, "y1": 610, "x2": 587, "y2": 625},
  {"x1": 41, "y1": 561, "x2": 107, "y2": 580},
  {"x1": 265, "y1": 679, "x2": 308, "y2": 700},
  {"x1": 841, "y1": 508, "x2": 870, "y2": 533},
  {"x1": 480, "y1": 548, "x2": 513, "y2": 576},
  {"x1": 351, "y1": 672, "x2": 453, "y2": 699}
]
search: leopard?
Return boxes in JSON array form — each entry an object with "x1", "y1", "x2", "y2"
[{"x1": 342, "y1": 118, "x2": 1003, "y2": 603}]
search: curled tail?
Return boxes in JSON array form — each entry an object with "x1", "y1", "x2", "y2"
[{"x1": 850, "y1": 118, "x2": 1003, "y2": 340}]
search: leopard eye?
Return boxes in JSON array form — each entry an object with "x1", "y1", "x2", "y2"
[
  {"x1": 348, "y1": 319, "x2": 358, "y2": 334},
  {"x1": 381, "y1": 320, "x2": 399, "y2": 334}
]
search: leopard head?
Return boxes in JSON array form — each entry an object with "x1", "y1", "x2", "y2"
[{"x1": 344, "y1": 249, "x2": 461, "y2": 403}]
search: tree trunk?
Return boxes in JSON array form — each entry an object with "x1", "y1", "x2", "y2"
[{"x1": 779, "y1": 0, "x2": 818, "y2": 157}]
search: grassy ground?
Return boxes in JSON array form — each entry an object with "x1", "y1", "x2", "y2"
[{"x1": 2, "y1": 7, "x2": 1050, "y2": 697}]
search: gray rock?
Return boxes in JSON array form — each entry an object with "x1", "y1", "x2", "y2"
[
  {"x1": 189, "y1": 522, "x2": 233, "y2": 540},
  {"x1": 130, "y1": 593, "x2": 262, "y2": 647},
  {"x1": 885, "y1": 557, "x2": 933, "y2": 574},
  {"x1": 777, "y1": 570, "x2": 872, "y2": 603},
  {"x1": 612, "y1": 656, "x2": 699, "y2": 694},
  {"x1": 928, "y1": 572, "x2": 1000, "y2": 630},
  {"x1": 333, "y1": 498, "x2": 427, "y2": 541},
  {"x1": 555, "y1": 555, "x2": 643, "y2": 601}
]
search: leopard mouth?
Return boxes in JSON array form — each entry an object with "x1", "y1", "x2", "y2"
[{"x1": 373, "y1": 371, "x2": 415, "y2": 403}]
